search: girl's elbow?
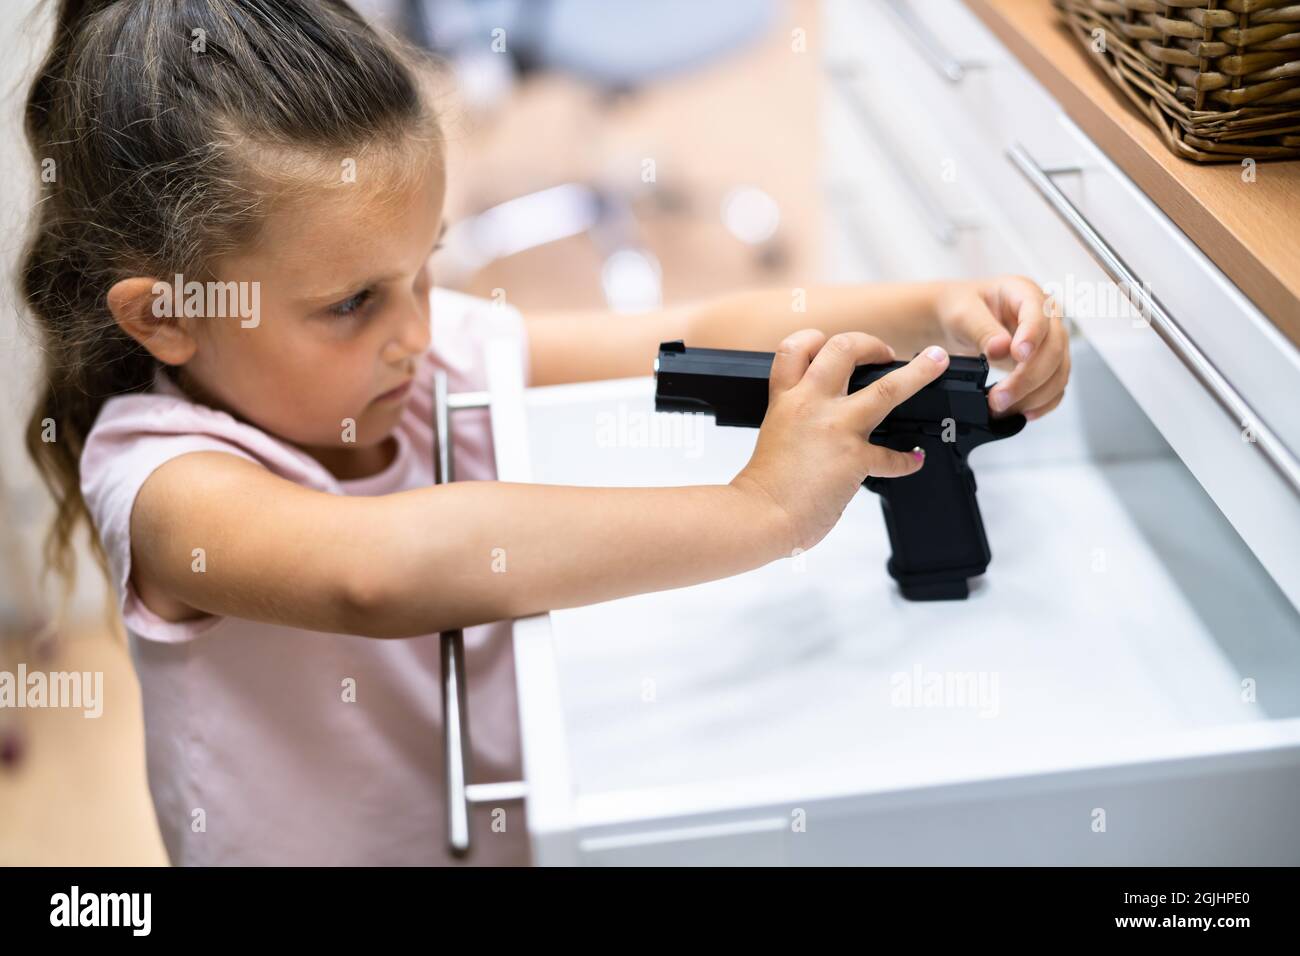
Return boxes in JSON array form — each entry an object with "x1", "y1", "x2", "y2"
[
  {"x1": 333, "y1": 544, "x2": 519, "y2": 638},
  {"x1": 335, "y1": 566, "x2": 465, "y2": 639},
  {"x1": 336, "y1": 564, "x2": 408, "y2": 638}
]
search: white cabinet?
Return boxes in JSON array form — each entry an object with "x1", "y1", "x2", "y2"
[
  {"x1": 481, "y1": 0, "x2": 1300, "y2": 865},
  {"x1": 503, "y1": 346, "x2": 1300, "y2": 865},
  {"x1": 821, "y1": 0, "x2": 1038, "y2": 283},
  {"x1": 821, "y1": 0, "x2": 1300, "y2": 610}
]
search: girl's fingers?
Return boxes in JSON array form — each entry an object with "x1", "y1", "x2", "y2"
[
  {"x1": 947, "y1": 298, "x2": 1013, "y2": 361},
  {"x1": 1024, "y1": 390, "x2": 1064, "y2": 421},
  {"x1": 984, "y1": 275, "x2": 1052, "y2": 363},
  {"x1": 1010, "y1": 347, "x2": 1071, "y2": 417},
  {"x1": 850, "y1": 345, "x2": 949, "y2": 430},
  {"x1": 1009, "y1": 288, "x2": 1051, "y2": 362},
  {"x1": 802, "y1": 331, "x2": 896, "y2": 395},
  {"x1": 864, "y1": 444, "x2": 927, "y2": 479},
  {"x1": 769, "y1": 329, "x2": 827, "y2": 395},
  {"x1": 988, "y1": 314, "x2": 1066, "y2": 415}
]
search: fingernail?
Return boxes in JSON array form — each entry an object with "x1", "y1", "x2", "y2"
[
  {"x1": 1016, "y1": 341, "x2": 1034, "y2": 361},
  {"x1": 991, "y1": 390, "x2": 1011, "y2": 412},
  {"x1": 911, "y1": 446, "x2": 925, "y2": 462},
  {"x1": 924, "y1": 345, "x2": 947, "y2": 364}
]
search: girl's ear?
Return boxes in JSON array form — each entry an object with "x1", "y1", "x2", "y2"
[{"x1": 107, "y1": 277, "x2": 198, "y2": 366}]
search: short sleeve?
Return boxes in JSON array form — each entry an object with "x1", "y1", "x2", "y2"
[
  {"x1": 81, "y1": 405, "x2": 263, "y2": 644},
  {"x1": 429, "y1": 287, "x2": 532, "y2": 391}
]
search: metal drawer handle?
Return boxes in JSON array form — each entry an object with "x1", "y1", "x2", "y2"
[
  {"x1": 1007, "y1": 143, "x2": 1300, "y2": 500},
  {"x1": 826, "y1": 62, "x2": 968, "y2": 247},
  {"x1": 433, "y1": 371, "x2": 527, "y2": 858},
  {"x1": 883, "y1": 0, "x2": 984, "y2": 84}
]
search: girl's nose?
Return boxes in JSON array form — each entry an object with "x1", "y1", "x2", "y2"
[{"x1": 382, "y1": 298, "x2": 432, "y2": 364}]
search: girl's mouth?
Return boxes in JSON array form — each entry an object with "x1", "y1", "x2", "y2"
[{"x1": 374, "y1": 379, "x2": 413, "y2": 403}]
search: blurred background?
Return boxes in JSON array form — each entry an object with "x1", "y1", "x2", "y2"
[{"x1": 0, "y1": 0, "x2": 824, "y2": 864}]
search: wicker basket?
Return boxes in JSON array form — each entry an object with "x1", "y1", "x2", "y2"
[{"x1": 1055, "y1": 0, "x2": 1300, "y2": 163}]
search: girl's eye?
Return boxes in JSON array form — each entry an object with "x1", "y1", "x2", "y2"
[{"x1": 327, "y1": 288, "x2": 373, "y2": 318}]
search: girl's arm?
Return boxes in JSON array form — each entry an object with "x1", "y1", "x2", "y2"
[
  {"x1": 525, "y1": 275, "x2": 1068, "y2": 419},
  {"x1": 131, "y1": 452, "x2": 785, "y2": 639},
  {"x1": 523, "y1": 282, "x2": 939, "y2": 385},
  {"x1": 130, "y1": 331, "x2": 950, "y2": 639}
]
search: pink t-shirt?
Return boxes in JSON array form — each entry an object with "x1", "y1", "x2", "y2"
[{"x1": 80, "y1": 287, "x2": 532, "y2": 866}]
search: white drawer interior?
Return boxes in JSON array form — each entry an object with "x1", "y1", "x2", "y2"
[
  {"x1": 516, "y1": 342, "x2": 1300, "y2": 846},
  {"x1": 820, "y1": 0, "x2": 1300, "y2": 614}
]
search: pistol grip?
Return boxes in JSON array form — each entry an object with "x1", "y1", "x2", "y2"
[{"x1": 863, "y1": 432, "x2": 992, "y2": 601}]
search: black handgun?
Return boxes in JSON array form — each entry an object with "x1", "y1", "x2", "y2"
[{"x1": 653, "y1": 341, "x2": 1026, "y2": 600}]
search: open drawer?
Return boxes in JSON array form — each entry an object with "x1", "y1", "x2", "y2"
[
  {"x1": 501, "y1": 341, "x2": 1300, "y2": 866},
  {"x1": 822, "y1": 0, "x2": 1300, "y2": 612}
]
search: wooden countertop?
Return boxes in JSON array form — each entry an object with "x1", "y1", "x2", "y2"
[{"x1": 965, "y1": 0, "x2": 1300, "y2": 347}]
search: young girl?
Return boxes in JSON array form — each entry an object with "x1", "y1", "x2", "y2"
[{"x1": 20, "y1": 0, "x2": 1069, "y2": 866}]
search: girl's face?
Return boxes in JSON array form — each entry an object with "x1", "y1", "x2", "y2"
[{"x1": 181, "y1": 148, "x2": 446, "y2": 463}]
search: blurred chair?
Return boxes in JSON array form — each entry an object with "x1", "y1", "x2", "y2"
[{"x1": 404, "y1": 0, "x2": 783, "y2": 311}]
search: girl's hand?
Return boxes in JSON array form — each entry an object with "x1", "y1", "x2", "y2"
[
  {"x1": 731, "y1": 330, "x2": 951, "y2": 554},
  {"x1": 933, "y1": 275, "x2": 1070, "y2": 422}
]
